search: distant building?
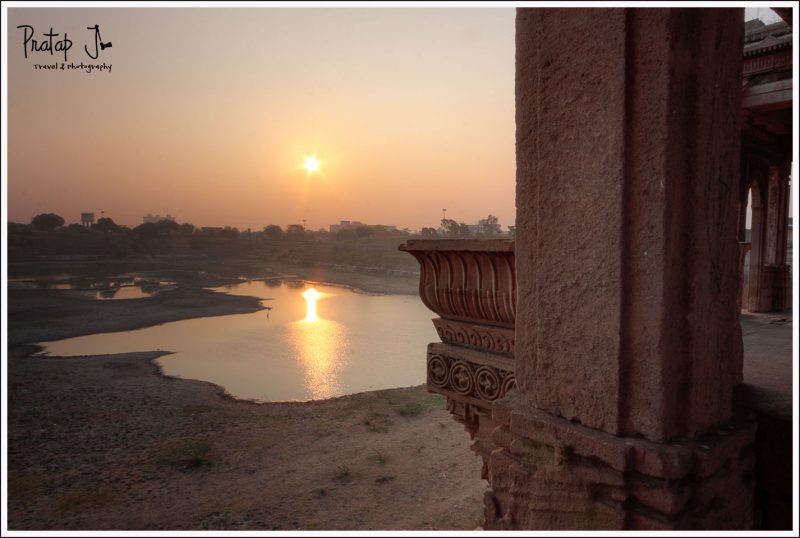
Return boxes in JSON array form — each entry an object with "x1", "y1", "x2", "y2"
[
  {"x1": 80, "y1": 212, "x2": 95, "y2": 228},
  {"x1": 143, "y1": 213, "x2": 176, "y2": 224},
  {"x1": 329, "y1": 220, "x2": 397, "y2": 234},
  {"x1": 200, "y1": 226, "x2": 223, "y2": 235},
  {"x1": 329, "y1": 220, "x2": 364, "y2": 233}
]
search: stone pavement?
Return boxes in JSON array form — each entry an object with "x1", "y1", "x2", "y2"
[{"x1": 740, "y1": 310, "x2": 793, "y2": 420}]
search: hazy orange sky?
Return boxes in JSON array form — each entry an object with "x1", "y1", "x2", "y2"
[{"x1": 7, "y1": 8, "x2": 516, "y2": 231}]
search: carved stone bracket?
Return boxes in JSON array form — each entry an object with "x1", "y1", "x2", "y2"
[{"x1": 400, "y1": 240, "x2": 518, "y2": 480}]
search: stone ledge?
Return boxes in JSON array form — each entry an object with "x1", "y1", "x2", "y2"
[{"x1": 494, "y1": 391, "x2": 756, "y2": 480}]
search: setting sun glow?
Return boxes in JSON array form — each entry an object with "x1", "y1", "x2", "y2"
[{"x1": 303, "y1": 156, "x2": 320, "y2": 174}]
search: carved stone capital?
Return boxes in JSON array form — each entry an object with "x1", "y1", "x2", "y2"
[{"x1": 399, "y1": 239, "x2": 515, "y2": 328}]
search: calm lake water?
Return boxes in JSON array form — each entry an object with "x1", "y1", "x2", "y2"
[
  {"x1": 9, "y1": 274, "x2": 176, "y2": 300},
  {"x1": 38, "y1": 280, "x2": 437, "y2": 402}
]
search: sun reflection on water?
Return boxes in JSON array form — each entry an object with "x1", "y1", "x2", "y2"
[
  {"x1": 302, "y1": 287, "x2": 321, "y2": 321},
  {"x1": 288, "y1": 287, "x2": 347, "y2": 399}
]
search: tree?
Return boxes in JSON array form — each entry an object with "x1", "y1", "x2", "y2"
[
  {"x1": 335, "y1": 228, "x2": 357, "y2": 240},
  {"x1": 285, "y1": 224, "x2": 307, "y2": 242},
  {"x1": 441, "y1": 218, "x2": 460, "y2": 237},
  {"x1": 31, "y1": 213, "x2": 65, "y2": 231},
  {"x1": 263, "y1": 224, "x2": 283, "y2": 239},
  {"x1": 480, "y1": 214, "x2": 501, "y2": 235},
  {"x1": 133, "y1": 219, "x2": 179, "y2": 237},
  {"x1": 179, "y1": 223, "x2": 195, "y2": 235},
  {"x1": 9, "y1": 222, "x2": 31, "y2": 234},
  {"x1": 66, "y1": 223, "x2": 90, "y2": 233},
  {"x1": 93, "y1": 217, "x2": 119, "y2": 232},
  {"x1": 221, "y1": 226, "x2": 240, "y2": 239},
  {"x1": 420, "y1": 227, "x2": 438, "y2": 238}
]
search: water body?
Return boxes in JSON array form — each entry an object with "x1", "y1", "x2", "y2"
[
  {"x1": 8, "y1": 274, "x2": 176, "y2": 299},
  {"x1": 38, "y1": 280, "x2": 437, "y2": 402}
]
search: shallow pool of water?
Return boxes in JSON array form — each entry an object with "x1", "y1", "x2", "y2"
[{"x1": 38, "y1": 280, "x2": 437, "y2": 402}]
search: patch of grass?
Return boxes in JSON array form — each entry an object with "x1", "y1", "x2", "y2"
[
  {"x1": 363, "y1": 412, "x2": 392, "y2": 433},
  {"x1": 154, "y1": 439, "x2": 215, "y2": 471},
  {"x1": 375, "y1": 475, "x2": 396, "y2": 484},
  {"x1": 332, "y1": 465, "x2": 351, "y2": 484},
  {"x1": 396, "y1": 401, "x2": 426, "y2": 416},
  {"x1": 390, "y1": 393, "x2": 445, "y2": 417}
]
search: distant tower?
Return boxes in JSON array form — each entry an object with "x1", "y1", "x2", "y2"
[
  {"x1": 442, "y1": 208, "x2": 447, "y2": 221},
  {"x1": 80, "y1": 212, "x2": 95, "y2": 228}
]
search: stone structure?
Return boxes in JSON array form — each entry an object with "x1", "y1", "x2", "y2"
[
  {"x1": 399, "y1": 239, "x2": 516, "y2": 475},
  {"x1": 740, "y1": 18, "x2": 793, "y2": 312},
  {"x1": 399, "y1": 8, "x2": 792, "y2": 530}
]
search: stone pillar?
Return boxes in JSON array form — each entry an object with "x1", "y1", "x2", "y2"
[
  {"x1": 762, "y1": 163, "x2": 791, "y2": 311},
  {"x1": 487, "y1": 8, "x2": 755, "y2": 529},
  {"x1": 738, "y1": 241, "x2": 752, "y2": 312},
  {"x1": 745, "y1": 163, "x2": 791, "y2": 312},
  {"x1": 747, "y1": 178, "x2": 766, "y2": 311},
  {"x1": 776, "y1": 163, "x2": 791, "y2": 267},
  {"x1": 765, "y1": 167, "x2": 781, "y2": 264}
]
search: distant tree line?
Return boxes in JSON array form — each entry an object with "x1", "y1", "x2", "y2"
[{"x1": 13, "y1": 211, "x2": 514, "y2": 243}]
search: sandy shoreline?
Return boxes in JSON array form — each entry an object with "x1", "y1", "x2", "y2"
[{"x1": 6, "y1": 265, "x2": 484, "y2": 530}]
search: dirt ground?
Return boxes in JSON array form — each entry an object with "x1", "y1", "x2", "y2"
[{"x1": 6, "y1": 266, "x2": 486, "y2": 531}]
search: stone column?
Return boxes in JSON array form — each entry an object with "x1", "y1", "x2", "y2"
[
  {"x1": 762, "y1": 163, "x2": 791, "y2": 311},
  {"x1": 747, "y1": 177, "x2": 766, "y2": 311},
  {"x1": 487, "y1": 8, "x2": 755, "y2": 529},
  {"x1": 765, "y1": 167, "x2": 781, "y2": 265}
]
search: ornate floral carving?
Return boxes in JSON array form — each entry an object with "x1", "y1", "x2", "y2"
[
  {"x1": 428, "y1": 355, "x2": 449, "y2": 388},
  {"x1": 449, "y1": 361, "x2": 474, "y2": 395},
  {"x1": 427, "y1": 351, "x2": 515, "y2": 407},
  {"x1": 475, "y1": 366, "x2": 502, "y2": 400}
]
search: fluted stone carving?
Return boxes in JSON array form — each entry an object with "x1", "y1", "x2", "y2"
[{"x1": 399, "y1": 240, "x2": 515, "y2": 328}]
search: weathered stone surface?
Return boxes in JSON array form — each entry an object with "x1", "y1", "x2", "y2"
[
  {"x1": 485, "y1": 392, "x2": 757, "y2": 530},
  {"x1": 400, "y1": 6, "x2": 774, "y2": 530},
  {"x1": 515, "y1": 7, "x2": 745, "y2": 444}
]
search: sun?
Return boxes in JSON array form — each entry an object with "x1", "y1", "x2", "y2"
[{"x1": 303, "y1": 156, "x2": 320, "y2": 174}]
